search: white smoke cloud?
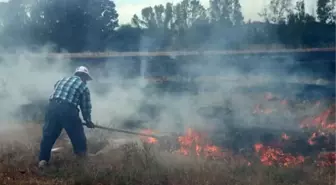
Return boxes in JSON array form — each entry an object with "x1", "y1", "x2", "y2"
[{"x1": 0, "y1": 44, "x2": 329, "y2": 134}]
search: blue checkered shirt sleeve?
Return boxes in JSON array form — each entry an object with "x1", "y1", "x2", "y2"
[
  {"x1": 79, "y1": 87, "x2": 92, "y2": 122},
  {"x1": 54, "y1": 80, "x2": 60, "y2": 89}
]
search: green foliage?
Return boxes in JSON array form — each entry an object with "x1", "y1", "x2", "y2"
[
  {"x1": 317, "y1": 0, "x2": 335, "y2": 24},
  {"x1": 0, "y1": 0, "x2": 334, "y2": 52},
  {"x1": 0, "y1": 0, "x2": 119, "y2": 52}
]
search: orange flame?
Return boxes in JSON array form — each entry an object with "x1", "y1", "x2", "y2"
[
  {"x1": 300, "y1": 104, "x2": 336, "y2": 131},
  {"x1": 177, "y1": 128, "x2": 221, "y2": 158},
  {"x1": 281, "y1": 133, "x2": 290, "y2": 140},
  {"x1": 254, "y1": 143, "x2": 305, "y2": 167},
  {"x1": 138, "y1": 100, "x2": 335, "y2": 168},
  {"x1": 316, "y1": 152, "x2": 336, "y2": 167},
  {"x1": 140, "y1": 129, "x2": 158, "y2": 144}
]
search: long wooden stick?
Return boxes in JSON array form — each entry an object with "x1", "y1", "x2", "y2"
[{"x1": 89, "y1": 124, "x2": 160, "y2": 138}]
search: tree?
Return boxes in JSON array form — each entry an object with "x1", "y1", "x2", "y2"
[
  {"x1": 231, "y1": 0, "x2": 244, "y2": 25},
  {"x1": 209, "y1": 0, "x2": 233, "y2": 26},
  {"x1": 173, "y1": 0, "x2": 207, "y2": 28},
  {"x1": 27, "y1": 0, "x2": 118, "y2": 52},
  {"x1": 131, "y1": 3, "x2": 175, "y2": 50},
  {"x1": 282, "y1": 0, "x2": 316, "y2": 47},
  {"x1": 85, "y1": 0, "x2": 119, "y2": 51},
  {"x1": 287, "y1": 0, "x2": 315, "y2": 24},
  {"x1": 170, "y1": 0, "x2": 207, "y2": 49},
  {"x1": 132, "y1": 1, "x2": 208, "y2": 50},
  {"x1": 208, "y1": 0, "x2": 246, "y2": 49},
  {"x1": 317, "y1": 0, "x2": 335, "y2": 24},
  {"x1": 0, "y1": 0, "x2": 31, "y2": 47},
  {"x1": 132, "y1": 5, "x2": 169, "y2": 30},
  {"x1": 259, "y1": 0, "x2": 293, "y2": 23},
  {"x1": 110, "y1": 24, "x2": 143, "y2": 51},
  {"x1": 0, "y1": 2, "x2": 7, "y2": 30}
]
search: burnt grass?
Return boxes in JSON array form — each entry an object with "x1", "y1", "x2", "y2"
[
  {"x1": 4, "y1": 84, "x2": 336, "y2": 185},
  {"x1": 0, "y1": 138, "x2": 335, "y2": 185}
]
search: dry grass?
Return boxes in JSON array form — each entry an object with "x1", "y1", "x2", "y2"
[{"x1": 0, "y1": 124, "x2": 334, "y2": 185}]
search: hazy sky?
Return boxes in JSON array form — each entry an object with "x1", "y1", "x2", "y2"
[{"x1": 114, "y1": 0, "x2": 318, "y2": 24}]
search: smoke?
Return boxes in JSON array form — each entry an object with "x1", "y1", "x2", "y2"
[
  {"x1": 0, "y1": 46, "x2": 213, "y2": 133},
  {"x1": 0, "y1": 41, "x2": 333, "y2": 139},
  {"x1": 0, "y1": 50, "x2": 65, "y2": 120},
  {"x1": 0, "y1": 49, "x2": 136, "y2": 123},
  {"x1": 0, "y1": 21, "x2": 334, "y2": 149}
]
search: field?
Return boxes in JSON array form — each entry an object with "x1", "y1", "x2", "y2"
[{"x1": 0, "y1": 91, "x2": 335, "y2": 185}]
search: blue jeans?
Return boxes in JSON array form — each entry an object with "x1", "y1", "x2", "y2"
[{"x1": 39, "y1": 99, "x2": 87, "y2": 162}]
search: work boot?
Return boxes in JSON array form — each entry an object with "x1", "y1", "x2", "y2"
[{"x1": 38, "y1": 160, "x2": 48, "y2": 169}]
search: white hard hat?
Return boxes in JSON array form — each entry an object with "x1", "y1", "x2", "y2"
[{"x1": 74, "y1": 66, "x2": 93, "y2": 81}]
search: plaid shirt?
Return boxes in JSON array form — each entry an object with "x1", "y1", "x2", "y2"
[{"x1": 50, "y1": 76, "x2": 92, "y2": 122}]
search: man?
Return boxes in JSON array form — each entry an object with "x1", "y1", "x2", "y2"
[{"x1": 38, "y1": 66, "x2": 95, "y2": 168}]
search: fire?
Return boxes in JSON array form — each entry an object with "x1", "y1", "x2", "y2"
[
  {"x1": 316, "y1": 152, "x2": 336, "y2": 167},
  {"x1": 300, "y1": 104, "x2": 336, "y2": 131},
  {"x1": 253, "y1": 100, "x2": 335, "y2": 167},
  {"x1": 254, "y1": 143, "x2": 305, "y2": 167},
  {"x1": 140, "y1": 129, "x2": 158, "y2": 144},
  {"x1": 139, "y1": 128, "x2": 224, "y2": 159},
  {"x1": 138, "y1": 97, "x2": 335, "y2": 168},
  {"x1": 281, "y1": 133, "x2": 290, "y2": 140},
  {"x1": 176, "y1": 128, "x2": 222, "y2": 159},
  {"x1": 308, "y1": 132, "x2": 318, "y2": 145},
  {"x1": 253, "y1": 93, "x2": 290, "y2": 114}
]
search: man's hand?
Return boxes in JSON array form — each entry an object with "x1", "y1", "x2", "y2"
[{"x1": 85, "y1": 121, "x2": 95, "y2": 128}]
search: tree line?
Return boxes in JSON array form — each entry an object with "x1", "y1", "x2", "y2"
[{"x1": 0, "y1": 0, "x2": 334, "y2": 53}]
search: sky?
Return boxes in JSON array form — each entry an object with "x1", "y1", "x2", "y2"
[{"x1": 114, "y1": 0, "x2": 318, "y2": 24}]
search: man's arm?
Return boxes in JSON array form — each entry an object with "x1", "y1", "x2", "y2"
[
  {"x1": 79, "y1": 87, "x2": 92, "y2": 122},
  {"x1": 54, "y1": 80, "x2": 60, "y2": 89}
]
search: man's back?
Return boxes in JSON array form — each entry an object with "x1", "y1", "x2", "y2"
[{"x1": 50, "y1": 76, "x2": 87, "y2": 107}]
